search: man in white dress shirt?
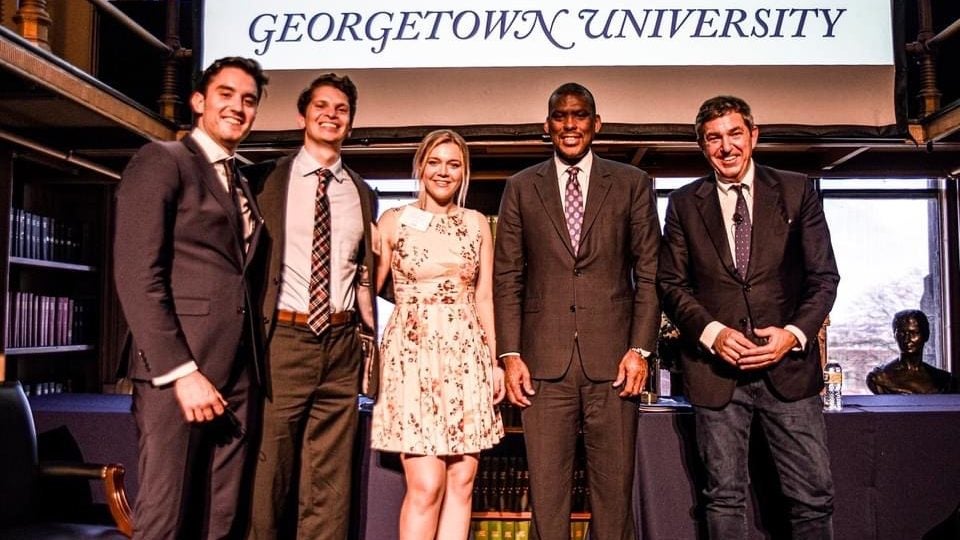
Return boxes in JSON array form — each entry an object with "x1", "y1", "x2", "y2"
[{"x1": 248, "y1": 73, "x2": 379, "y2": 540}]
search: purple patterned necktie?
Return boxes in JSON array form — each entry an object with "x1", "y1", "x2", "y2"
[
  {"x1": 732, "y1": 184, "x2": 752, "y2": 278},
  {"x1": 564, "y1": 166, "x2": 584, "y2": 253},
  {"x1": 308, "y1": 169, "x2": 335, "y2": 335}
]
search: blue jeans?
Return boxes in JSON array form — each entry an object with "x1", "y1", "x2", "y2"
[{"x1": 694, "y1": 377, "x2": 834, "y2": 540}]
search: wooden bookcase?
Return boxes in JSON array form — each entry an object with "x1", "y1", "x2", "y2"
[
  {"x1": 1, "y1": 149, "x2": 115, "y2": 393},
  {"x1": 470, "y1": 403, "x2": 592, "y2": 539}
]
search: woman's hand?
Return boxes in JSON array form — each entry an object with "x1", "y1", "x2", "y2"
[{"x1": 492, "y1": 365, "x2": 506, "y2": 405}]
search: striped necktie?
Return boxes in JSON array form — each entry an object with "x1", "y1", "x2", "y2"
[{"x1": 307, "y1": 169, "x2": 335, "y2": 335}]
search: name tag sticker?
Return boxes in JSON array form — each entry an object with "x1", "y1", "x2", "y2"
[{"x1": 399, "y1": 206, "x2": 432, "y2": 231}]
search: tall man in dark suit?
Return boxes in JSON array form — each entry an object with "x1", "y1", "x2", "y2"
[
  {"x1": 248, "y1": 73, "x2": 378, "y2": 540},
  {"x1": 657, "y1": 95, "x2": 840, "y2": 539},
  {"x1": 494, "y1": 83, "x2": 661, "y2": 540},
  {"x1": 114, "y1": 57, "x2": 269, "y2": 539}
]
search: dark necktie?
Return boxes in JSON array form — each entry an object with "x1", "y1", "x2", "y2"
[
  {"x1": 732, "y1": 184, "x2": 752, "y2": 278},
  {"x1": 564, "y1": 166, "x2": 584, "y2": 253},
  {"x1": 308, "y1": 169, "x2": 335, "y2": 335},
  {"x1": 223, "y1": 158, "x2": 245, "y2": 242}
]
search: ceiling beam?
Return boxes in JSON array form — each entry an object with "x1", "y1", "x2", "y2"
[{"x1": 821, "y1": 146, "x2": 871, "y2": 171}]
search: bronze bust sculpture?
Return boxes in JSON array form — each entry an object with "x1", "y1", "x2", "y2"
[{"x1": 866, "y1": 310, "x2": 958, "y2": 394}]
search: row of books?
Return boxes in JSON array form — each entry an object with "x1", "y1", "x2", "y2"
[
  {"x1": 498, "y1": 402, "x2": 522, "y2": 428},
  {"x1": 487, "y1": 215, "x2": 499, "y2": 242},
  {"x1": 471, "y1": 520, "x2": 589, "y2": 539},
  {"x1": 5, "y1": 291, "x2": 90, "y2": 349},
  {"x1": 9, "y1": 208, "x2": 91, "y2": 264},
  {"x1": 22, "y1": 380, "x2": 72, "y2": 396},
  {"x1": 474, "y1": 456, "x2": 591, "y2": 513}
]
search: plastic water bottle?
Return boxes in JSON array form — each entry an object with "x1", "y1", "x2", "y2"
[{"x1": 823, "y1": 361, "x2": 843, "y2": 411}]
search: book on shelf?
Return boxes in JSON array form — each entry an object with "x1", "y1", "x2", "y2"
[
  {"x1": 515, "y1": 520, "x2": 530, "y2": 540},
  {"x1": 8, "y1": 207, "x2": 88, "y2": 264},
  {"x1": 473, "y1": 455, "x2": 587, "y2": 515},
  {"x1": 488, "y1": 519, "x2": 503, "y2": 540},
  {"x1": 487, "y1": 215, "x2": 499, "y2": 242},
  {"x1": 5, "y1": 291, "x2": 84, "y2": 349},
  {"x1": 570, "y1": 521, "x2": 588, "y2": 540},
  {"x1": 472, "y1": 520, "x2": 489, "y2": 539}
]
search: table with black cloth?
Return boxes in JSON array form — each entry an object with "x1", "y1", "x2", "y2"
[
  {"x1": 26, "y1": 394, "x2": 960, "y2": 539},
  {"x1": 633, "y1": 394, "x2": 960, "y2": 540}
]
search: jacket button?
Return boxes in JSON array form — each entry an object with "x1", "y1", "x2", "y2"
[
  {"x1": 574, "y1": 269, "x2": 582, "y2": 277},
  {"x1": 743, "y1": 285, "x2": 751, "y2": 292},
  {"x1": 570, "y1": 305, "x2": 576, "y2": 312},
  {"x1": 739, "y1": 318, "x2": 749, "y2": 327},
  {"x1": 237, "y1": 307, "x2": 246, "y2": 315}
]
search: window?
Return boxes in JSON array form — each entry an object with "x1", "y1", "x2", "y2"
[{"x1": 821, "y1": 179, "x2": 944, "y2": 395}]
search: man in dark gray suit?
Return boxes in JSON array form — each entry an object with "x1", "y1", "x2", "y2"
[
  {"x1": 248, "y1": 73, "x2": 378, "y2": 540},
  {"x1": 494, "y1": 82, "x2": 661, "y2": 540},
  {"x1": 657, "y1": 95, "x2": 840, "y2": 538},
  {"x1": 114, "y1": 57, "x2": 268, "y2": 539}
]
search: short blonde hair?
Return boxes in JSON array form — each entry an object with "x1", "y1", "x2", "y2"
[{"x1": 413, "y1": 129, "x2": 471, "y2": 208}]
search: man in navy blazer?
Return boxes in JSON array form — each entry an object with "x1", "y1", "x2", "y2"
[
  {"x1": 494, "y1": 83, "x2": 661, "y2": 539},
  {"x1": 114, "y1": 57, "x2": 268, "y2": 539},
  {"x1": 658, "y1": 95, "x2": 840, "y2": 539}
]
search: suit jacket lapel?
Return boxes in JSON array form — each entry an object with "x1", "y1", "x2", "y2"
[
  {"x1": 237, "y1": 169, "x2": 264, "y2": 270},
  {"x1": 261, "y1": 156, "x2": 293, "y2": 281},
  {"x1": 579, "y1": 159, "x2": 612, "y2": 246},
  {"x1": 694, "y1": 176, "x2": 740, "y2": 280},
  {"x1": 532, "y1": 161, "x2": 576, "y2": 256},
  {"x1": 183, "y1": 135, "x2": 245, "y2": 265},
  {"x1": 749, "y1": 167, "x2": 786, "y2": 278}
]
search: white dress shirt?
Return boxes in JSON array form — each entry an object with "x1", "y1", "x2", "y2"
[
  {"x1": 278, "y1": 147, "x2": 364, "y2": 315},
  {"x1": 553, "y1": 151, "x2": 593, "y2": 211}
]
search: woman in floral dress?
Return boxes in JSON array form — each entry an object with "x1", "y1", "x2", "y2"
[{"x1": 371, "y1": 129, "x2": 505, "y2": 539}]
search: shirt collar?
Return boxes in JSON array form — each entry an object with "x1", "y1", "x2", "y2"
[
  {"x1": 715, "y1": 159, "x2": 755, "y2": 195},
  {"x1": 190, "y1": 127, "x2": 232, "y2": 165},
  {"x1": 297, "y1": 147, "x2": 346, "y2": 183},
  {"x1": 554, "y1": 151, "x2": 594, "y2": 179}
]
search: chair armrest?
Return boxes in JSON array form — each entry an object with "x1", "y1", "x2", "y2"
[{"x1": 39, "y1": 461, "x2": 133, "y2": 537}]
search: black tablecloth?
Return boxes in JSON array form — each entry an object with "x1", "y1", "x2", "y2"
[
  {"x1": 28, "y1": 394, "x2": 960, "y2": 539},
  {"x1": 634, "y1": 395, "x2": 960, "y2": 539}
]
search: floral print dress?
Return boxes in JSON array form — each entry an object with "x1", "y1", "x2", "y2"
[{"x1": 371, "y1": 206, "x2": 503, "y2": 455}]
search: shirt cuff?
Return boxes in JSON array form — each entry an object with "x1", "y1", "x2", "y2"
[
  {"x1": 700, "y1": 321, "x2": 727, "y2": 353},
  {"x1": 498, "y1": 352, "x2": 520, "y2": 359},
  {"x1": 151, "y1": 361, "x2": 199, "y2": 387},
  {"x1": 784, "y1": 325, "x2": 807, "y2": 350}
]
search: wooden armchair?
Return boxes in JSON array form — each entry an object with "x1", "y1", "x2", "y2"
[{"x1": 0, "y1": 382, "x2": 133, "y2": 539}]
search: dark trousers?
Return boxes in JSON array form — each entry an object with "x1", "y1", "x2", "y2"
[
  {"x1": 694, "y1": 377, "x2": 834, "y2": 540},
  {"x1": 132, "y1": 363, "x2": 252, "y2": 540},
  {"x1": 521, "y1": 353, "x2": 638, "y2": 540},
  {"x1": 248, "y1": 322, "x2": 361, "y2": 540}
]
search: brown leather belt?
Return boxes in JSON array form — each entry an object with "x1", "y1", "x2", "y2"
[{"x1": 275, "y1": 309, "x2": 356, "y2": 328}]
